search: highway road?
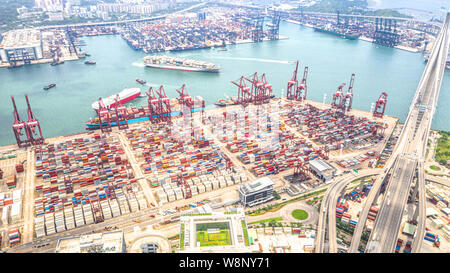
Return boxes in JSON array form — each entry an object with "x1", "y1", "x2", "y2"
[
  {"x1": 349, "y1": 11, "x2": 450, "y2": 253},
  {"x1": 315, "y1": 169, "x2": 381, "y2": 253}
]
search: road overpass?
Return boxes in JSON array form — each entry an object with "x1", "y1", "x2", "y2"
[
  {"x1": 349, "y1": 11, "x2": 450, "y2": 253},
  {"x1": 315, "y1": 169, "x2": 382, "y2": 253}
]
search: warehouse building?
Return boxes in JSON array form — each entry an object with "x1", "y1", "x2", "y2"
[
  {"x1": 238, "y1": 177, "x2": 274, "y2": 207},
  {"x1": 0, "y1": 29, "x2": 43, "y2": 64},
  {"x1": 55, "y1": 230, "x2": 125, "y2": 253},
  {"x1": 309, "y1": 159, "x2": 336, "y2": 182}
]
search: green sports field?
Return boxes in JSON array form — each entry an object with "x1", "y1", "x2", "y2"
[{"x1": 196, "y1": 222, "x2": 232, "y2": 247}]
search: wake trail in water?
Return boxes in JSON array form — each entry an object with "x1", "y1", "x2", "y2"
[
  {"x1": 144, "y1": 82, "x2": 179, "y2": 89},
  {"x1": 132, "y1": 62, "x2": 145, "y2": 67},
  {"x1": 212, "y1": 56, "x2": 294, "y2": 64}
]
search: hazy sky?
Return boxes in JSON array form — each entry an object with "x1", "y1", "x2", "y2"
[{"x1": 368, "y1": 0, "x2": 448, "y2": 13}]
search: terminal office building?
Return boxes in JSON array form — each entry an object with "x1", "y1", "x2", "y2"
[{"x1": 238, "y1": 177, "x2": 275, "y2": 207}]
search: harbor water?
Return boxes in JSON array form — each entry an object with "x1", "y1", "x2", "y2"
[{"x1": 0, "y1": 21, "x2": 449, "y2": 146}]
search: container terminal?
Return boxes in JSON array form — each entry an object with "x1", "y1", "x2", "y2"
[
  {"x1": 0, "y1": 55, "x2": 414, "y2": 252},
  {"x1": 1, "y1": 7, "x2": 449, "y2": 254},
  {"x1": 1, "y1": 70, "x2": 449, "y2": 252},
  {"x1": 0, "y1": 8, "x2": 285, "y2": 68}
]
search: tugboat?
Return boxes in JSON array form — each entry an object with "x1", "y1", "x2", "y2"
[
  {"x1": 84, "y1": 60, "x2": 96, "y2": 65},
  {"x1": 136, "y1": 78, "x2": 146, "y2": 84},
  {"x1": 214, "y1": 94, "x2": 238, "y2": 107},
  {"x1": 43, "y1": 83, "x2": 56, "y2": 90},
  {"x1": 50, "y1": 60, "x2": 64, "y2": 66}
]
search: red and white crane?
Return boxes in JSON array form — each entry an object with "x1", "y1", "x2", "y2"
[
  {"x1": 25, "y1": 95, "x2": 44, "y2": 145},
  {"x1": 155, "y1": 85, "x2": 172, "y2": 124},
  {"x1": 287, "y1": 61, "x2": 308, "y2": 101},
  {"x1": 146, "y1": 86, "x2": 159, "y2": 124},
  {"x1": 232, "y1": 76, "x2": 251, "y2": 107},
  {"x1": 113, "y1": 94, "x2": 129, "y2": 130},
  {"x1": 373, "y1": 92, "x2": 388, "y2": 118},
  {"x1": 97, "y1": 97, "x2": 112, "y2": 133},
  {"x1": 11, "y1": 96, "x2": 28, "y2": 147}
]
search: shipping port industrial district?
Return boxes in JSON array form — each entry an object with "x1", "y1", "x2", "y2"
[{"x1": 0, "y1": 5, "x2": 449, "y2": 254}]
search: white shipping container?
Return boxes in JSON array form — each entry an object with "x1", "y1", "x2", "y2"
[{"x1": 1, "y1": 206, "x2": 9, "y2": 225}]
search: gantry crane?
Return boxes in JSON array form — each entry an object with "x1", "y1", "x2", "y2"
[
  {"x1": 11, "y1": 96, "x2": 29, "y2": 147},
  {"x1": 373, "y1": 92, "x2": 388, "y2": 118},
  {"x1": 287, "y1": 61, "x2": 308, "y2": 101},
  {"x1": 232, "y1": 76, "x2": 251, "y2": 107},
  {"x1": 25, "y1": 95, "x2": 44, "y2": 145},
  {"x1": 97, "y1": 97, "x2": 112, "y2": 133},
  {"x1": 113, "y1": 94, "x2": 129, "y2": 130},
  {"x1": 342, "y1": 73, "x2": 355, "y2": 112},
  {"x1": 146, "y1": 87, "x2": 159, "y2": 124}
]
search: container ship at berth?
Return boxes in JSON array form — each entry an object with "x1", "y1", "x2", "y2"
[
  {"x1": 143, "y1": 55, "x2": 220, "y2": 73},
  {"x1": 313, "y1": 24, "x2": 360, "y2": 40},
  {"x1": 85, "y1": 97, "x2": 204, "y2": 130},
  {"x1": 91, "y1": 88, "x2": 141, "y2": 110}
]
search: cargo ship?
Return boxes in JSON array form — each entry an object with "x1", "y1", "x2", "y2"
[
  {"x1": 44, "y1": 83, "x2": 56, "y2": 90},
  {"x1": 143, "y1": 55, "x2": 220, "y2": 73},
  {"x1": 85, "y1": 104, "x2": 204, "y2": 130},
  {"x1": 91, "y1": 88, "x2": 141, "y2": 110},
  {"x1": 313, "y1": 24, "x2": 360, "y2": 40}
]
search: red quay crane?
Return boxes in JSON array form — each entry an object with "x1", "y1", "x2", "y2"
[
  {"x1": 232, "y1": 76, "x2": 251, "y2": 107},
  {"x1": 331, "y1": 82, "x2": 346, "y2": 111},
  {"x1": 176, "y1": 84, "x2": 194, "y2": 116},
  {"x1": 286, "y1": 61, "x2": 299, "y2": 100},
  {"x1": 342, "y1": 73, "x2": 355, "y2": 112},
  {"x1": 287, "y1": 61, "x2": 308, "y2": 101},
  {"x1": 176, "y1": 84, "x2": 195, "y2": 136},
  {"x1": 146, "y1": 87, "x2": 159, "y2": 124},
  {"x1": 155, "y1": 85, "x2": 172, "y2": 124},
  {"x1": 259, "y1": 73, "x2": 273, "y2": 104},
  {"x1": 113, "y1": 94, "x2": 128, "y2": 130},
  {"x1": 24, "y1": 95, "x2": 44, "y2": 145},
  {"x1": 298, "y1": 66, "x2": 308, "y2": 101},
  {"x1": 373, "y1": 92, "x2": 388, "y2": 118},
  {"x1": 11, "y1": 96, "x2": 29, "y2": 147},
  {"x1": 97, "y1": 97, "x2": 112, "y2": 133}
]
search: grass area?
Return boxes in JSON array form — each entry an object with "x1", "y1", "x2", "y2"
[
  {"x1": 291, "y1": 209, "x2": 309, "y2": 220},
  {"x1": 241, "y1": 220, "x2": 249, "y2": 246},
  {"x1": 196, "y1": 222, "x2": 231, "y2": 247},
  {"x1": 430, "y1": 165, "x2": 442, "y2": 171},
  {"x1": 180, "y1": 224, "x2": 185, "y2": 250},
  {"x1": 436, "y1": 131, "x2": 450, "y2": 166},
  {"x1": 196, "y1": 230, "x2": 231, "y2": 247},
  {"x1": 248, "y1": 217, "x2": 283, "y2": 225},
  {"x1": 246, "y1": 188, "x2": 328, "y2": 216}
]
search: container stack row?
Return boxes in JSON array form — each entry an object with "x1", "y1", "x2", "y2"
[
  {"x1": 156, "y1": 168, "x2": 247, "y2": 204},
  {"x1": 282, "y1": 103, "x2": 380, "y2": 150}
]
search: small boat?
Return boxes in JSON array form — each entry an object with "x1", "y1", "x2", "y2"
[
  {"x1": 217, "y1": 48, "x2": 228, "y2": 51},
  {"x1": 85, "y1": 60, "x2": 96, "y2": 65},
  {"x1": 214, "y1": 95, "x2": 238, "y2": 107},
  {"x1": 85, "y1": 53, "x2": 91, "y2": 57},
  {"x1": 50, "y1": 60, "x2": 64, "y2": 66},
  {"x1": 136, "y1": 78, "x2": 146, "y2": 84},
  {"x1": 44, "y1": 83, "x2": 56, "y2": 90}
]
